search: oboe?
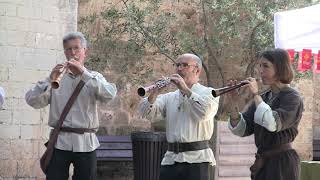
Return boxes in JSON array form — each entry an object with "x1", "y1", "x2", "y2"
[
  {"x1": 51, "y1": 58, "x2": 76, "y2": 89},
  {"x1": 212, "y1": 78, "x2": 260, "y2": 97},
  {"x1": 137, "y1": 77, "x2": 171, "y2": 97}
]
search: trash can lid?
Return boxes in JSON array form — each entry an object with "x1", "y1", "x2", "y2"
[{"x1": 131, "y1": 131, "x2": 167, "y2": 142}]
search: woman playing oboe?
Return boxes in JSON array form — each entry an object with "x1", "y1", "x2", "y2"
[{"x1": 226, "y1": 48, "x2": 303, "y2": 180}]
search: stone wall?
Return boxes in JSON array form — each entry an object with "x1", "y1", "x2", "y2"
[
  {"x1": 292, "y1": 79, "x2": 314, "y2": 160},
  {"x1": 0, "y1": 0, "x2": 77, "y2": 179},
  {"x1": 313, "y1": 74, "x2": 320, "y2": 141}
]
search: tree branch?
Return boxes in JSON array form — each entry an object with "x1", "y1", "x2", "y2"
[
  {"x1": 245, "y1": 21, "x2": 265, "y2": 77},
  {"x1": 121, "y1": 0, "x2": 176, "y2": 63},
  {"x1": 201, "y1": 0, "x2": 225, "y2": 86}
]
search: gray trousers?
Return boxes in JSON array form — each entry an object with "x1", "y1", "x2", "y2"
[{"x1": 159, "y1": 162, "x2": 213, "y2": 180}]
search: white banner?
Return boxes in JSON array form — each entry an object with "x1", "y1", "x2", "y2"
[{"x1": 274, "y1": 4, "x2": 320, "y2": 53}]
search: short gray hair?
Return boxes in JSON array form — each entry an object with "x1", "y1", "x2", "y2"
[
  {"x1": 63, "y1": 32, "x2": 88, "y2": 48},
  {"x1": 178, "y1": 53, "x2": 203, "y2": 69}
]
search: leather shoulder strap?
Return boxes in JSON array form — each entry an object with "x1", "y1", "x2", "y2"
[{"x1": 46, "y1": 80, "x2": 85, "y2": 149}]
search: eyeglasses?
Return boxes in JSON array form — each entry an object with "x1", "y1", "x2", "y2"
[
  {"x1": 173, "y1": 62, "x2": 198, "y2": 68},
  {"x1": 64, "y1": 46, "x2": 84, "y2": 53}
]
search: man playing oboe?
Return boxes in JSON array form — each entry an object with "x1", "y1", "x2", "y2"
[
  {"x1": 25, "y1": 32, "x2": 117, "y2": 180},
  {"x1": 139, "y1": 53, "x2": 219, "y2": 180}
]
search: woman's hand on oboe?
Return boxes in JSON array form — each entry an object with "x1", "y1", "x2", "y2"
[
  {"x1": 225, "y1": 79, "x2": 241, "y2": 127},
  {"x1": 243, "y1": 77, "x2": 259, "y2": 95},
  {"x1": 243, "y1": 77, "x2": 263, "y2": 106}
]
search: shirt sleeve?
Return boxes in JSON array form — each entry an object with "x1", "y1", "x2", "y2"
[
  {"x1": 138, "y1": 94, "x2": 167, "y2": 122},
  {"x1": 81, "y1": 70, "x2": 117, "y2": 103},
  {"x1": 272, "y1": 91, "x2": 303, "y2": 131},
  {"x1": 0, "y1": 87, "x2": 5, "y2": 108},
  {"x1": 25, "y1": 77, "x2": 51, "y2": 109},
  {"x1": 254, "y1": 101, "x2": 277, "y2": 132},
  {"x1": 187, "y1": 89, "x2": 219, "y2": 122},
  {"x1": 241, "y1": 101, "x2": 256, "y2": 136},
  {"x1": 228, "y1": 113, "x2": 247, "y2": 137}
]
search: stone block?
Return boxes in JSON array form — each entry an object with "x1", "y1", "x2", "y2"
[
  {"x1": 313, "y1": 113, "x2": 320, "y2": 126},
  {"x1": 0, "y1": 3, "x2": 17, "y2": 16},
  {"x1": 17, "y1": 6, "x2": 41, "y2": 19},
  {"x1": 313, "y1": 126, "x2": 320, "y2": 139},
  {"x1": 9, "y1": 68, "x2": 50, "y2": 83},
  {"x1": 40, "y1": 108, "x2": 50, "y2": 125},
  {"x1": 40, "y1": 124, "x2": 51, "y2": 140},
  {"x1": 220, "y1": 133, "x2": 255, "y2": 144},
  {"x1": 0, "y1": 139, "x2": 12, "y2": 160},
  {"x1": 20, "y1": 125, "x2": 41, "y2": 139},
  {"x1": 4, "y1": 16, "x2": 28, "y2": 31},
  {"x1": 56, "y1": 51, "x2": 67, "y2": 63},
  {"x1": 58, "y1": 22, "x2": 77, "y2": 36},
  {"x1": 11, "y1": 139, "x2": 39, "y2": 159},
  {"x1": 28, "y1": 19, "x2": 59, "y2": 34},
  {"x1": 0, "y1": 160, "x2": 17, "y2": 177},
  {"x1": 218, "y1": 165, "x2": 251, "y2": 177},
  {"x1": 300, "y1": 112, "x2": 313, "y2": 125},
  {"x1": 219, "y1": 144, "x2": 256, "y2": 155},
  {"x1": 297, "y1": 127, "x2": 313, "y2": 143},
  {"x1": 14, "y1": 109, "x2": 41, "y2": 125},
  {"x1": 16, "y1": 47, "x2": 58, "y2": 71},
  {"x1": 0, "y1": 110, "x2": 12, "y2": 124},
  {"x1": 59, "y1": 11, "x2": 77, "y2": 23},
  {"x1": 293, "y1": 142, "x2": 312, "y2": 160},
  {"x1": 34, "y1": 33, "x2": 60, "y2": 50},
  {"x1": 11, "y1": 98, "x2": 35, "y2": 111},
  {"x1": 24, "y1": 32, "x2": 36, "y2": 48},
  {"x1": 57, "y1": 0, "x2": 78, "y2": 12},
  {"x1": 0, "y1": 81, "x2": 38, "y2": 100},
  {"x1": 0, "y1": 16, "x2": 6, "y2": 29},
  {"x1": 0, "y1": 30, "x2": 8, "y2": 46},
  {"x1": 41, "y1": 7, "x2": 59, "y2": 21},
  {"x1": 17, "y1": 158, "x2": 40, "y2": 178},
  {"x1": 303, "y1": 98, "x2": 314, "y2": 112},
  {"x1": 38, "y1": 140, "x2": 47, "y2": 159},
  {"x1": 6, "y1": 30, "x2": 28, "y2": 46},
  {"x1": 0, "y1": 46, "x2": 17, "y2": 64},
  {"x1": 0, "y1": 0, "x2": 27, "y2": 5},
  {"x1": 0, "y1": 124, "x2": 20, "y2": 139},
  {"x1": 219, "y1": 155, "x2": 255, "y2": 166},
  {"x1": 0, "y1": 96, "x2": 12, "y2": 111}
]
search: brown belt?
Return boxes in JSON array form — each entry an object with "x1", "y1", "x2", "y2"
[
  {"x1": 168, "y1": 140, "x2": 210, "y2": 154},
  {"x1": 59, "y1": 127, "x2": 96, "y2": 134},
  {"x1": 250, "y1": 143, "x2": 292, "y2": 179}
]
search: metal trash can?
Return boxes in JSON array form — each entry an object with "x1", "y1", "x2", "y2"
[{"x1": 131, "y1": 131, "x2": 167, "y2": 180}]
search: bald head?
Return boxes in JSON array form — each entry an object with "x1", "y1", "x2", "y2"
[{"x1": 177, "y1": 53, "x2": 202, "y2": 69}]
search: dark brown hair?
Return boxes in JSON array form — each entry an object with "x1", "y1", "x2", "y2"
[{"x1": 259, "y1": 48, "x2": 294, "y2": 84}]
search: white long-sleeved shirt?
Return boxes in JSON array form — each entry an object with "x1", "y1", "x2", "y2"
[
  {"x1": 0, "y1": 87, "x2": 5, "y2": 109},
  {"x1": 25, "y1": 69, "x2": 117, "y2": 152},
  {"x1": 139, "y1": 83, "x2": 219, "y2": 165},
  {"x1": 229, "y1": 101, "x2": 278, "y2": 136}
]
